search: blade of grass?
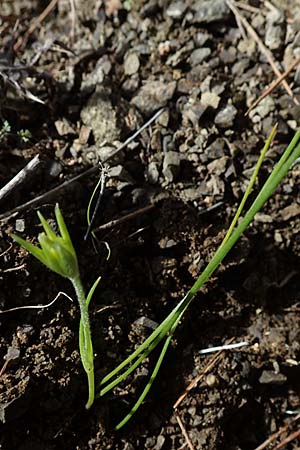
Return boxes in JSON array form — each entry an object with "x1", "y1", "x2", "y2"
[
  {"x1": 99, "y1": 293, "x2": 190, "y2": 387},
  {"x1": 222, "y1": 124, "x2": 278, "y2": 245},
  {"x1": 100, "y1": 127, "x2": 283, "y2": 390},
  {"x1": 115, "y1": 333, "x2": 174, "y2": 430},
  {"x1": 99, "y1": 129, "x2": 300, "y2": 428},
  {"x1": 114, "y1": 306, "x2": 188, "y2": 429}
]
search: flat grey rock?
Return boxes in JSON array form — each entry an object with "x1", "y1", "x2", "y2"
[
  {"x1": 192, "y1": 0, "x2": 230, "y2": 24},
  {"x1": 131, "y1": 80, "x2": 176, "y2": 115},
  {"x1": 214, "y1": 104, "x2": 237, "y2": 128}
]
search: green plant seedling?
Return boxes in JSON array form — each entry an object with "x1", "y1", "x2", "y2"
[
  {"x1": 12, "y1": 204, "x2": 100, "y2": 409},
  {"x1": 98, "y1": 126, "x2": 300, "y2": 429}
]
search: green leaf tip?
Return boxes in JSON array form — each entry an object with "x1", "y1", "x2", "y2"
[{"x1": 12, "y1": 205, "x2": 79, "y2": 280}]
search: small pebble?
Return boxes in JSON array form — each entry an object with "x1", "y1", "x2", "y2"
[
  {"x1": 190, "y1": 47, "x2": 211, "y2": 66},
  {"x1": 201, "y1": 92, "x2": 220, "y2": 109},
  {"x1": 124, "y1": 53, "x2": 140, "y2": 75},
  {"x1": 206, "y1": 373, "x2": 217, "y2": 387},
  {"x1": 15, "y1": 219, "x2": 25, "y2": 233},
  {"x1": 4, "y1": 346, "x2": 20, "y2": 361},
  {"x1": 163, "y1": 151, "x2": 181, "y2": 182},
  {"x1": 166, "y1": 1, "x2": 187, "y2": 19},
  {"x1": 147, "y1": 162, "x2": 160, "y2": 184},
  {"x1": 214, "y1": 104, "x2": 237, "y2": 128},
  {"x1": 131, "y1": 80, "x2": 176, "y2": 115},
  {"x1": 192, "y1": 0, "x2": 230, "y2": 24},
  {"x1": 259, "y1": 370, "x2": 287, "y2": 385}
]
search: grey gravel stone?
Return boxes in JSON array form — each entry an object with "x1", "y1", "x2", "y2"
[
  {"x1": 108, "y1": 165, "x2": 134, "y2": 183},
  {"x1": 192, "y1": 0, "x2": 230, "y2": 24},
  {"x1": 133, "y1": 316, "x2": 158, "y2": 330},
  {"x1": 249, "y1": 97, "x2": 275, "y2": 120},
  {"x1": 147, "y1": 161, "x2": 160, "y2": 184},
  {"x1": 163, "y1": 151, "x2": 181, "y2": 181},
  {"x1": 154, "y1": 435, "x2": 165, "y2": 450},
  {"x1": 124, "y1": 53, "x2": 140, "y2": 75},
  {"x1": 166, "y1": 1, "x2": 187, "y2": 19},
  {"x1": 131, "y1": 80, "x2": 176, "y2": 115},
  {"x1": 15, "y1": 219, "x2": 25, "y2": 233},
  {"x1": 190, "y1": 47, "x2": 211, "y2": 66},
  {"x1": 259, "y1": 370, "x2": 287, "y2": 385},
  {"x1": 195, "y1": 31, "x2": 211, "y2": 47},
  {"x1": 81, "y1": 87, "x2": 120, "y2": 144},
  {"x1": 220, "y1": 46, "x2": 237, "y2": 64},
  {"x1": 5, "y1": 346, "x2": 20, "y2": 361},
  {"x1": 54, "y1": 119, "x2": 75, "y2": 136},
  {"x1": 207, "y1": 156, "x2": 228, "y2": 175},
  {"x1": 214, "y1": 104, "x2": 237, "y2": 128},
  {"x1": 201, "y1": 91, "x2": 220, "y2": 109},
  {"x1": 265, "y1": 9, "x2": 285, "y2": 51}
]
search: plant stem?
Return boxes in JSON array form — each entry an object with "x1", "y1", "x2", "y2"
[
  {"x1": 99, "y1": 130, "x2": 300, "y2": 429},
  {"x1": 71, "y1": 276, "x2": 95, "y2": 409}
]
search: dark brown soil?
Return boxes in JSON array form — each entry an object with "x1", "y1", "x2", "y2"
[{"x1": 0, "y1": 1, "x2": 300, "y2": 449}]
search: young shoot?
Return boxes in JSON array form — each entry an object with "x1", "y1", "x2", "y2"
[
  {"x1": 12, "y1": 204, "x2": 100, "y2": 409},
  {"x1": 98, "y1": 126, "x2": 300, "y2": 429}
]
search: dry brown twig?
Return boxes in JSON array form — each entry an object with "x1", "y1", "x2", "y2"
[
  {"x1": 14, "y1": 0, "x2": 59, "y2": 52},
  {"x1": 253, "y1": 413, "x2": 300, "y2": 450},
  {"x1": 173, "y1": 337, "x2": 235, "y2": 410},
  {"x1": 175, "y1": 411, "x2": 195, "y2": 450},
  {"x1": 173, "y1": 338, "x2": 236, "y2": 450},
  {"x1": 226, "y1": 0, "x2": 299, "y2": 105},
  {"x1": 246, "y1": 56, "x2": 300, "y2": 115},
  {"x1": 272, "y1": 428, "x2": 300, "y2": 450},
  {"x1": 68, "y1": 0, "x2": 77, "y2": 44},
  {"x1": 234, "y1": 1, "x2": 261, "y2": 14},
  {"x1": 94, "y1": 204, "x2": 155, "y2": 232}
]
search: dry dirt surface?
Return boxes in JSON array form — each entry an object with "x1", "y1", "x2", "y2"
[{"x1": 0, "y1": 1, "x2": 300, "y2": 449}]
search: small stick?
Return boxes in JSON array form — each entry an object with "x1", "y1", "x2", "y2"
[
  {"x1": 14, "y1": 0, "x2": 59, "y2": 52},
  {"x1": 234, "y1": 11, "x2": 248, "y2": 41},
  {"x1": 173, "y1": 338, "x2": 235, "y2": 410},
  {"x1": 68, "y1": 0, "x2": 77, "y2": 44},
  {"x1": 0, "y1": 108, "x2": 164, "y2": 221},
  {"x1": 234, "y1": 1, "x2": 261, "y2": 14},
  {"x1": 175, "y1": 411, "x2": 195, "y2": 450},
  {"x1": 246, "y1": 56, "x2": 300, "y2": 115},
  {"x1": 265, "y1": 0, "x2": 280, "y2": 14},
  {"x1": 0, "y1": 243, "x2": 13, "y2": 257},
  {"x1": 226, "y1": 0, "x2": 299, "y2": 104},
  {"x1": 253, "y1": 414, "x2": 300, "y2": 450},
  {"x1": 273, "y1": 429, "x2": 300, "y2": 450},
  {"x1": 0, "y1": 154, "x2": 41, "y2": 203},
  {"x1": 0, "y1": 359, "x2": 10, "y2": 377},
  {"x1": 94, "y1": 204, "x2": 155, "y2": 232}
]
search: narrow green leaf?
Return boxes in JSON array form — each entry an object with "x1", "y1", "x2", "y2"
[
  {"x1": 11, "y1": 234, "x2": 47, "y2": 266},
  {"x1": 37, "y1": 211, "x2": 57, "y2": 240},
  {"x1": 86, "y1": 276, "x2": 101, "y2": 307},
  {"x1": 55, "y1": 204, "x2": 74, "y2": 250}
]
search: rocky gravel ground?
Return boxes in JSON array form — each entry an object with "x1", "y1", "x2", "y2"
[{"x1": 0, "y1": 1, "x2": 300, "y2": 449}]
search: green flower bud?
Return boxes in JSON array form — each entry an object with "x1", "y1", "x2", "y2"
[
  {"x1": 38, "y1": 234, "x2": 79, "y2": 279},
  {"x1": 12, "y1": 205, "x2": 79, "y2": 281}
]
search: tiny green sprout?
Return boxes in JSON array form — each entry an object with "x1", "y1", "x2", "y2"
[
  {"x1": 17, "y1": 129, "x2": 32, "y2": 143},
  {"x1": 12, "y1": 204, "x2": 100, "y2": 410},
  {"x1": 13, "y1": 206, "x2": 79, "y2": 279}
]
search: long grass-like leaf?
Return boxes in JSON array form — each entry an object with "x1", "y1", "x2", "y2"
[{"x1": 99, "y1": 129, "x2": 300, "y2": 428}]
